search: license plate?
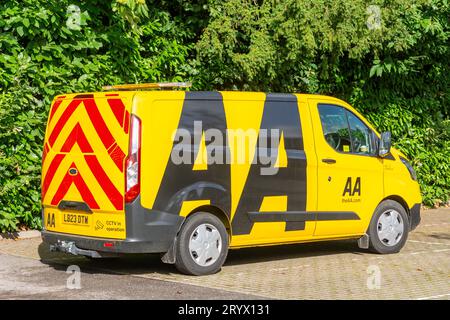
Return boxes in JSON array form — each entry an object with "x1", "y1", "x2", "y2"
[
  {"x1": 44, "y1": 208, "x2": 125, "y2": 239},
  {"x1": 62, "y1": 212, "x2": 91, "y2": 226}
]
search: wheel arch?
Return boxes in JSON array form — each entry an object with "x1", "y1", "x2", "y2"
[
  {"x1": 161, "y1": 205, "x2": 232, "y2": 265},
  {"x1": 381, "y1": 195, "x2": 410, "y2": 215},
  {"x1": 368, "y1": 195, "x2": 411, "y2": 253},
  {"x1": 183, "y1": 205, "x2": 232, "y2": 241}
]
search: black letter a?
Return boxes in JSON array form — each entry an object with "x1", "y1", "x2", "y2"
[
  {"x1": 343, "y1": 177, "x2": 352, "y2": 196},
  {"x1": 352, "y1": 177, "x2": 361, "y2": 196}
]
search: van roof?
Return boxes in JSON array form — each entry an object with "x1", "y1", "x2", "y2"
[
  {"x1": 55, "y1": 91, "x2": 342, "y2": 102},
  {"x1": 52, "y1": 90, "x2": 377, "y2": 136}
]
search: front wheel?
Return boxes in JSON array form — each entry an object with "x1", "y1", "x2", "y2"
[
  {"x1": 368, "y1": 200, "x2": 409, "y2": 254},
  {"x1": 174, "y1": 212, "x2": 229, "y2": 275}
]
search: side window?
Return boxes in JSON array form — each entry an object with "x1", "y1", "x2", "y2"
[
  {"x1": 318, "y1": 105, "x2": 352, "y2": 153},
  {"x1": 318, "y1": 104, "x2": 377, "y2": 155},
  {"x1": 346, "y1": 112, "x2": 376, "y2": 155}
]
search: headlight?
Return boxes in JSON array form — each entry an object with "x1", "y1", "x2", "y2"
[{"x1": 400, "y1": 156, "x2": 417, "y2": 181}]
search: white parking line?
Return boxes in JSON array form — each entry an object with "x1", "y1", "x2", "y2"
[
  {"x1": 409, "y1": 240, "x2": 450, "y2": 246},
  {"x1": 417, "y1": 293, "x2": 450, "y2": 300},
  {"x1": 432, "y1": 248, "x2": 450, "y2": 253},
  {"x1": 292, "y1": 264, "x2": 310, "y2": 269},
  {"x1": 269, "y1": 267, "x2": 289, "y2": 272},
  {"x1": 422, "y1": 222, "x2": 450, "y2": 227},
  {"x1": 269, "y1": 264, "x2": 312, "y2": 271},
  {"x1": 409, "y1": 251, "x2": 427, "y2": 255}
]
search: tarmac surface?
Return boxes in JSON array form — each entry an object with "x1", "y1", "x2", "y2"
[{"x1": 0, "y1": 208, "x2": 449, "y2": 299}]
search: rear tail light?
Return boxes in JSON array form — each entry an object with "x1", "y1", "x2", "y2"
[{"x1": 125, "y1": 115, "x2": 141, "y2": 203}]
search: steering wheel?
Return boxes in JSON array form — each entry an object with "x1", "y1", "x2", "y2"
[{"x1": 325, "y1": 133, "x2": 341, "y2": 150}]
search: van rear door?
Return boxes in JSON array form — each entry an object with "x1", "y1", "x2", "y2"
[{"x1": 41, "y1": 92, "x2": 134, "y2": 239}]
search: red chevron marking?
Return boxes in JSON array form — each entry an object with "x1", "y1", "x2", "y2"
[
  {"x1": 51, "y1": 163, "x2": 100, "y2": 209},
  {"x1": 41, "y1": 154, "x2": 65, "y2": 201},
  {"x1": 84, "y1": 155, "x2": 123, "y2": 210},
  {"x1": 107, "y1": 99, "x2": 125, "y2": 129},
  {"x1": 48, "y1": 99, "x2": 83, "y2": 147},
  {"x1": 60, "y1": 123, "x2": 94, "y2": 153}
]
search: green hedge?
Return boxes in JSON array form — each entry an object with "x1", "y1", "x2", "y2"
[
  {"x1": 196, "y1": 0, "x2": 450, "y2": 205},
  {"x1": 0, "y1": 0, "x2": 448, "y2": 232},
  {"x1": 0, "y1": 0, "x2": 193, "y2": 231}
]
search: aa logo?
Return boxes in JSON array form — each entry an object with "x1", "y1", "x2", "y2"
[
  {"x1": 46, "y1": 212, "x2": 56, "y2": 228},
  {"x1": 343, "y1": 177, "x2": 361, "y2": 196}
]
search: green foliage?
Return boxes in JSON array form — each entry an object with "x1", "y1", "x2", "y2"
[
  {"x1": 362, "y1": 97, "x2": 450, "y2": 206},
  {"x1": 0, "y1": 0, "x2": 448, "y2": 231},
  {"x1": 113, "y1": 0, "x2": 149, "y2": 33},
  {"x1": 196, "y1": 0, "x2": 450, "y2": 206},
  {"x1": 0, "y1": 87, "x2": 43, "y2": 231},
  {"x1": 0, "y1": 0, "x2": 193, "y2": 232}
]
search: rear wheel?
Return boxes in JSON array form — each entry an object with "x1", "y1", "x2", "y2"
[
  {"x1": 175, "y1": 212, "x2": 229, "y2": 275},
  {"x1": 368, "y1": 200, "x2": 409, "y2": 254}
]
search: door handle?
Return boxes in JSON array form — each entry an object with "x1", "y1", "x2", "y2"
[{"x1": 322, "y1": 158, "x2": 336, "y2": 164}]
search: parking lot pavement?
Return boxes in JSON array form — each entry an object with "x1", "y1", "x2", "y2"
[
  {"x1": 0, "y1": 208, "x2": 449, "y2": 300},
  {"x1": 0, "y1": 253, "x2": 266, "y2": 299}
]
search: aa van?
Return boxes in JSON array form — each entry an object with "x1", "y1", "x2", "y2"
[{"x1": 41, "y1": 83, "x2": 421, "y2": 275}]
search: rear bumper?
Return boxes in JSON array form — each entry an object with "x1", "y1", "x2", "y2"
[
  {"x1": 42, "y1": 230, "x2": 175, "y2": 255},
  {"x1": 42, "y1": 196, "x2": 184, "y2": 256},
  {"x1": 409, "y1": 203, "x2": 421, "y2": 231}
]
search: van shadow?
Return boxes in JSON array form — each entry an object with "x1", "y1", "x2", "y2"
[
  {"x1": 38, "y1": 239, "x2": 365, "y2": 276},
  {"x1": 225, "y1": 240, "x2": 363, "y2": 266}
]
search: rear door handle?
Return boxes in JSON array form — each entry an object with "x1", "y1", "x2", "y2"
[
  {"x1": 322, "y1": 158, "x2": 336, "y2": 164},
  {"x1": 58, "y1": 201, "x2": 92, "y2": 213}
]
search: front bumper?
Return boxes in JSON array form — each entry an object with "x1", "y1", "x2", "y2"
[
  {"x1": 42, "y1": 196, "x2": 184, "y2": 256},
  {"x1": 409, "y1": 203, "x2": 421, "y2": 231}
]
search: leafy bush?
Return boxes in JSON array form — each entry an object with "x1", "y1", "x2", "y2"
[
  {"x1": 0, "y1": 0, "x2": 448, "y2": 232},
  {"x1": 0, "y1": 0, "x2": 193, "y2": 232},
  {"x1": 196, "y1": 0, "x2": 450, "y2": 206}
]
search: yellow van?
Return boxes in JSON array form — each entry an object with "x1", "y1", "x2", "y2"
[{"x1": 41, "y1": 83, "x2": 421, "y2": 275}]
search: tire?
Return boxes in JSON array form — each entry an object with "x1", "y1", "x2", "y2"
[
  {"x1": 368, "y1": 200, "x2": 409, "y2": 254},
  {"x1": 174, "y1": 212, "x2": 229, "y2": 276}
]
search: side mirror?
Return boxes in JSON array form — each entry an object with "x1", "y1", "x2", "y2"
[{"x1": 379, "y1": 131, "x2": 392, "y2": 157}]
